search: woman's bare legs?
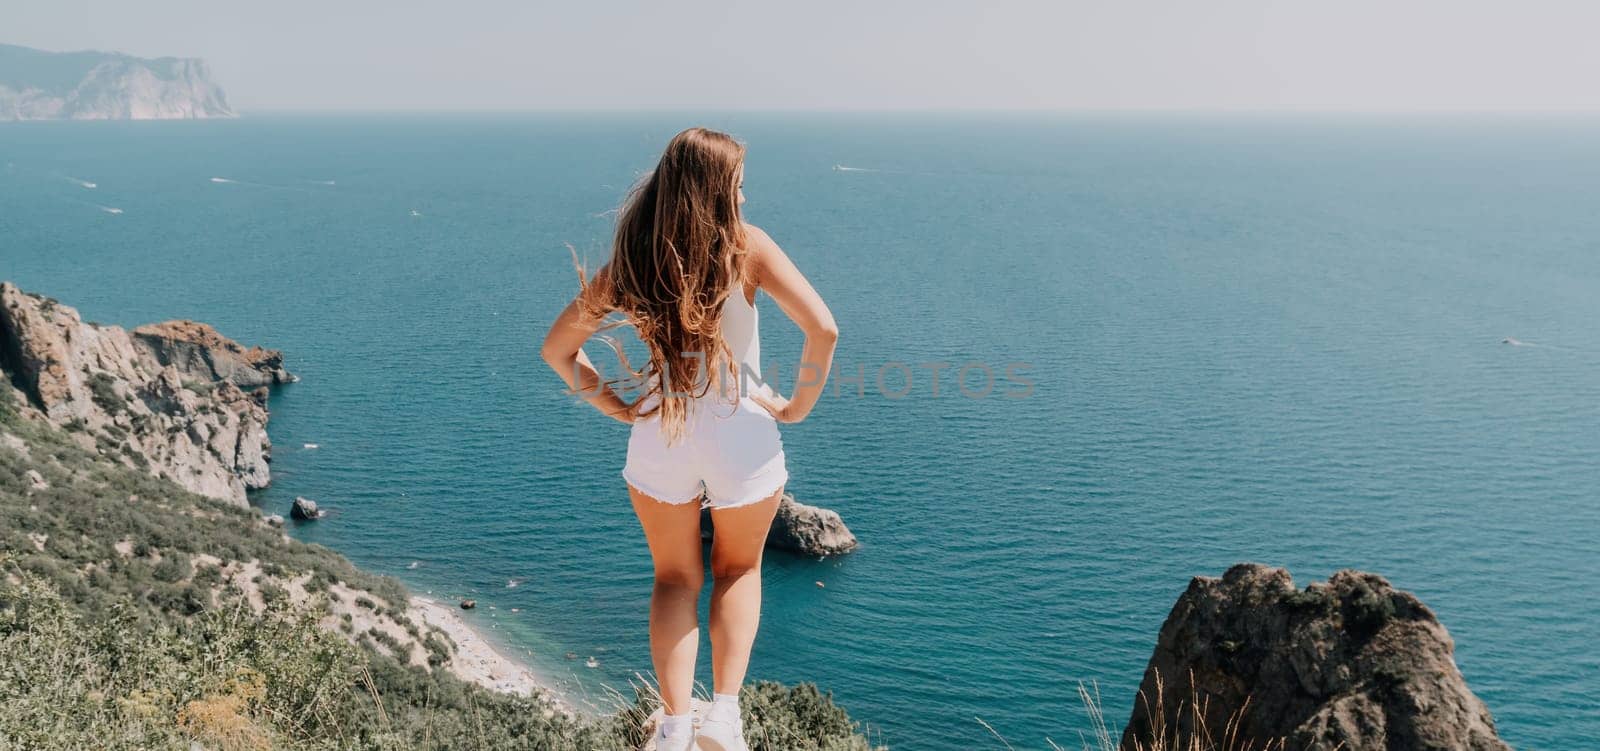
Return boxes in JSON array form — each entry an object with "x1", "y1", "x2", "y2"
[
  {"x1": 629, "y1": 485, "x2": 706, "y2": 717},
  {"x1": 707, "y1": 488, "x2": 784, "y2": 695}
]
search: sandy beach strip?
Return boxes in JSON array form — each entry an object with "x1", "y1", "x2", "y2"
[{"x1": 410, "y1": 595, "x2": 578, "y2": 717}]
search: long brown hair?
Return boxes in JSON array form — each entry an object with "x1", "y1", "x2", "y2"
[{"x1": 574, "y1": 127, "x2": 750, "y2": 442}]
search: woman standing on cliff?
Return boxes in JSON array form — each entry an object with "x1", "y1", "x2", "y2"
[{"x1": 541, "y1": 127, "x2": 839, "y2": 751}]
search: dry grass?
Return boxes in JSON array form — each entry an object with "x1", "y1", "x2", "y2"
[
  {"x1": 175, "y1": 669, "x2": 273, "y2": 751},
  {"x1": 974, "y1": 670, "x2": 1286, "y2": 751}
]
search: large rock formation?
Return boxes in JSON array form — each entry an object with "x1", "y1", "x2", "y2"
[
  {"x1": 0, "y1": 43, "x2": 233, "y2": 121},
  {"x1": 701, "y1": 492, "x2": 859, "y2": 557},
  {"x1": 133, "y1": 320, "x2": 294, "y2": 388},
  {"x1": 1121, "y1": 563, "x2": 1509, "y2": 751},
  {"x1": 0, "y1": 282, "x2": 292, "y2": 504}
]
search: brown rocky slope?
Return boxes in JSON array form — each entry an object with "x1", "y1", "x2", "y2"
[{"x1": 0, "y1": 282, "x2": 294, "y2": 505}]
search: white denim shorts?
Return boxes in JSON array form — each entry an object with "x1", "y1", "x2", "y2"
[{"x1": 623, "y1": 390, "x2": 788, "y2": 510}]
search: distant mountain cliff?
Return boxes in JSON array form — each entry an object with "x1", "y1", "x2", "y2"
[{"x1": 0, "y1": 43, "x2": 234, "y2": 121}]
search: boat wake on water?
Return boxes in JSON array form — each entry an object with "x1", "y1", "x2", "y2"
[
  {"x1": 50, "y1": 192, "x2": 124, "y2": 215},
  {"x1": 832, "y1": 163, "x2": 941, "y2": 176},
  {"x1": 1502, "y1": 336, "x2": 1582, "y2": 353},
  {"x1": 210, "y1": 176, "x2": 322, "y2": 193}
]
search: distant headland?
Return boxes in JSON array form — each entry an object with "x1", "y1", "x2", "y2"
[{"x1": 0, "y1": 43, "x2": 234, "y2": 121}]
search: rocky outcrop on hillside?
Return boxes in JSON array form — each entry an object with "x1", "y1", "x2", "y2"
[
  {"x1": 0, "y1": 283, "x2": 292, "y2": 504},
  {"x1": 701, "y1": 492, "x2": 860, "y2": 556},
  {"x1": 134, "y1": 320, "x2": 294, "y2": 388},
  {"x1": 0, "y1": 43, "x2": 233, "y2": 121},
  {"x1": 1121, "y1": 563, "x2": 1510, "y2": 751}
]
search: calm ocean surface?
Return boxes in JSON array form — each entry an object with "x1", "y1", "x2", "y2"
[{"x1": 3, "y1": 113, "x2": 1597, "y2": 749}]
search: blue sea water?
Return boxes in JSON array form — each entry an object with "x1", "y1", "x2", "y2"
[{"x1": 3, "y1": 113, "x2": 1598, "y2": 750}]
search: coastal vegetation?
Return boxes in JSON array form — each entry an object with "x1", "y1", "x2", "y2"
[
  {"x1": 0, "y1": 381, "x2": 883, "y2": 750},
  {"x1": 3, "y1": 283, "x2": 1511, "y2": 749}
]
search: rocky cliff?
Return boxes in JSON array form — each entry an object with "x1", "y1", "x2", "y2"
[
  {"x1": 0, "y1": 282, "x2": 292, "y2": 504},
  {"x1": 1122, "y1": 563, "x2": 1509, "y2": 751},
  {"x1": 0, "y1": 43, "x2": 233, "y2": 121}
]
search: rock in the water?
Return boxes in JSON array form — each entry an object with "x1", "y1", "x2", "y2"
[
  {"x1": 262, "y1": 514, "x2": 285, "y2": 527},
  {"x1": 700, "y1": 492, "x2": 858, "y2": 557},
  {"x1": 460, "y1": 599, "x2": 477, "y2": 610},
  {"x1": 0, "y1": 282, "x2": 286, "y2": 505},
  {"x1": 290, "y1": 496, "x2": 322, "y2": 520},
  {"x1": 768, "y1": 494, "x2": 859, "y2": 556},
  {"x1": 1120, "y1": 563, "x2": 1510, "y2": 751}
]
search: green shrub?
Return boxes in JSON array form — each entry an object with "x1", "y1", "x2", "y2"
[
  {"x1": 422, "y1": 631, "x2": 452, "y2": 668},
  {"x1": 743, "y1": 681, "x2": 884, "y2": 750},
  {"x1": 192, "y1": 562, "x2": 222, "y2": 588},
  {"x1": 368, "y1": 627, "x2": 414, "y2": 663},
  {"x1": 152, "y1": 554, "x2": 192, "y2": 583},
  {"x1": 0, "y1": 382, "x2": 17, "y2": 421},
  {"x1": 259, "y1": 580, "x2": 289, "y2": 608},
  {"x1": 304, "y1": 572, "x2": 330, "y2": 594},
  {"x1": 87, "y1": 372, "x2": 125, "y2": 416}
]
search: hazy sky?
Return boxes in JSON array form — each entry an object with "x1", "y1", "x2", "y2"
[{"x1": 6, "y1": 0, "x2": 1599, "y2": 111}]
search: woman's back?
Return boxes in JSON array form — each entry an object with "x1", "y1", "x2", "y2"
[
  {"x1": 720, "y1": 283, "x2": 762, "y2": 391},
  {"x1": 539, "y1": 125, "x2": 837, "y2": 751}
]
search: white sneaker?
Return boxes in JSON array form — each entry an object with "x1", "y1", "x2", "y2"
[
  {"x1": 648, "y1": 711, "x2": 698, "y2": 751},
  {"x1": 693, "y1": 700, "x2": 747, "y2": 751},
  {"x1": 652, "y1": 723, "x2": 697, "y2": 751}
]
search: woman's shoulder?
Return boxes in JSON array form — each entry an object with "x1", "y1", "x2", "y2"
[
  {"x1": 739, "y1": 224, "x2": 790, "y2": 270},
  {"x1": 740, "y1": 222, "x2": 783, "y2": 281},
  {"x1": 741, "y1": 221, "x2": 778, "y2": 252}
]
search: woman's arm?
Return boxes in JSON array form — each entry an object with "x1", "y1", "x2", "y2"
[
  {"x1": 540, "y1": 266, "x2": 633, "y2": 424},
  {"x1": 744, "y1": 223, "x2": 839, "y2": 423}
]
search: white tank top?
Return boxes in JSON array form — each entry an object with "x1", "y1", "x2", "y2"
[
  {"x1": 639, "y1": 283, "x2": 763, "y2": 413},
  {"x1": 720, "y1": 282, "x2": 762, "y2": 386}
]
